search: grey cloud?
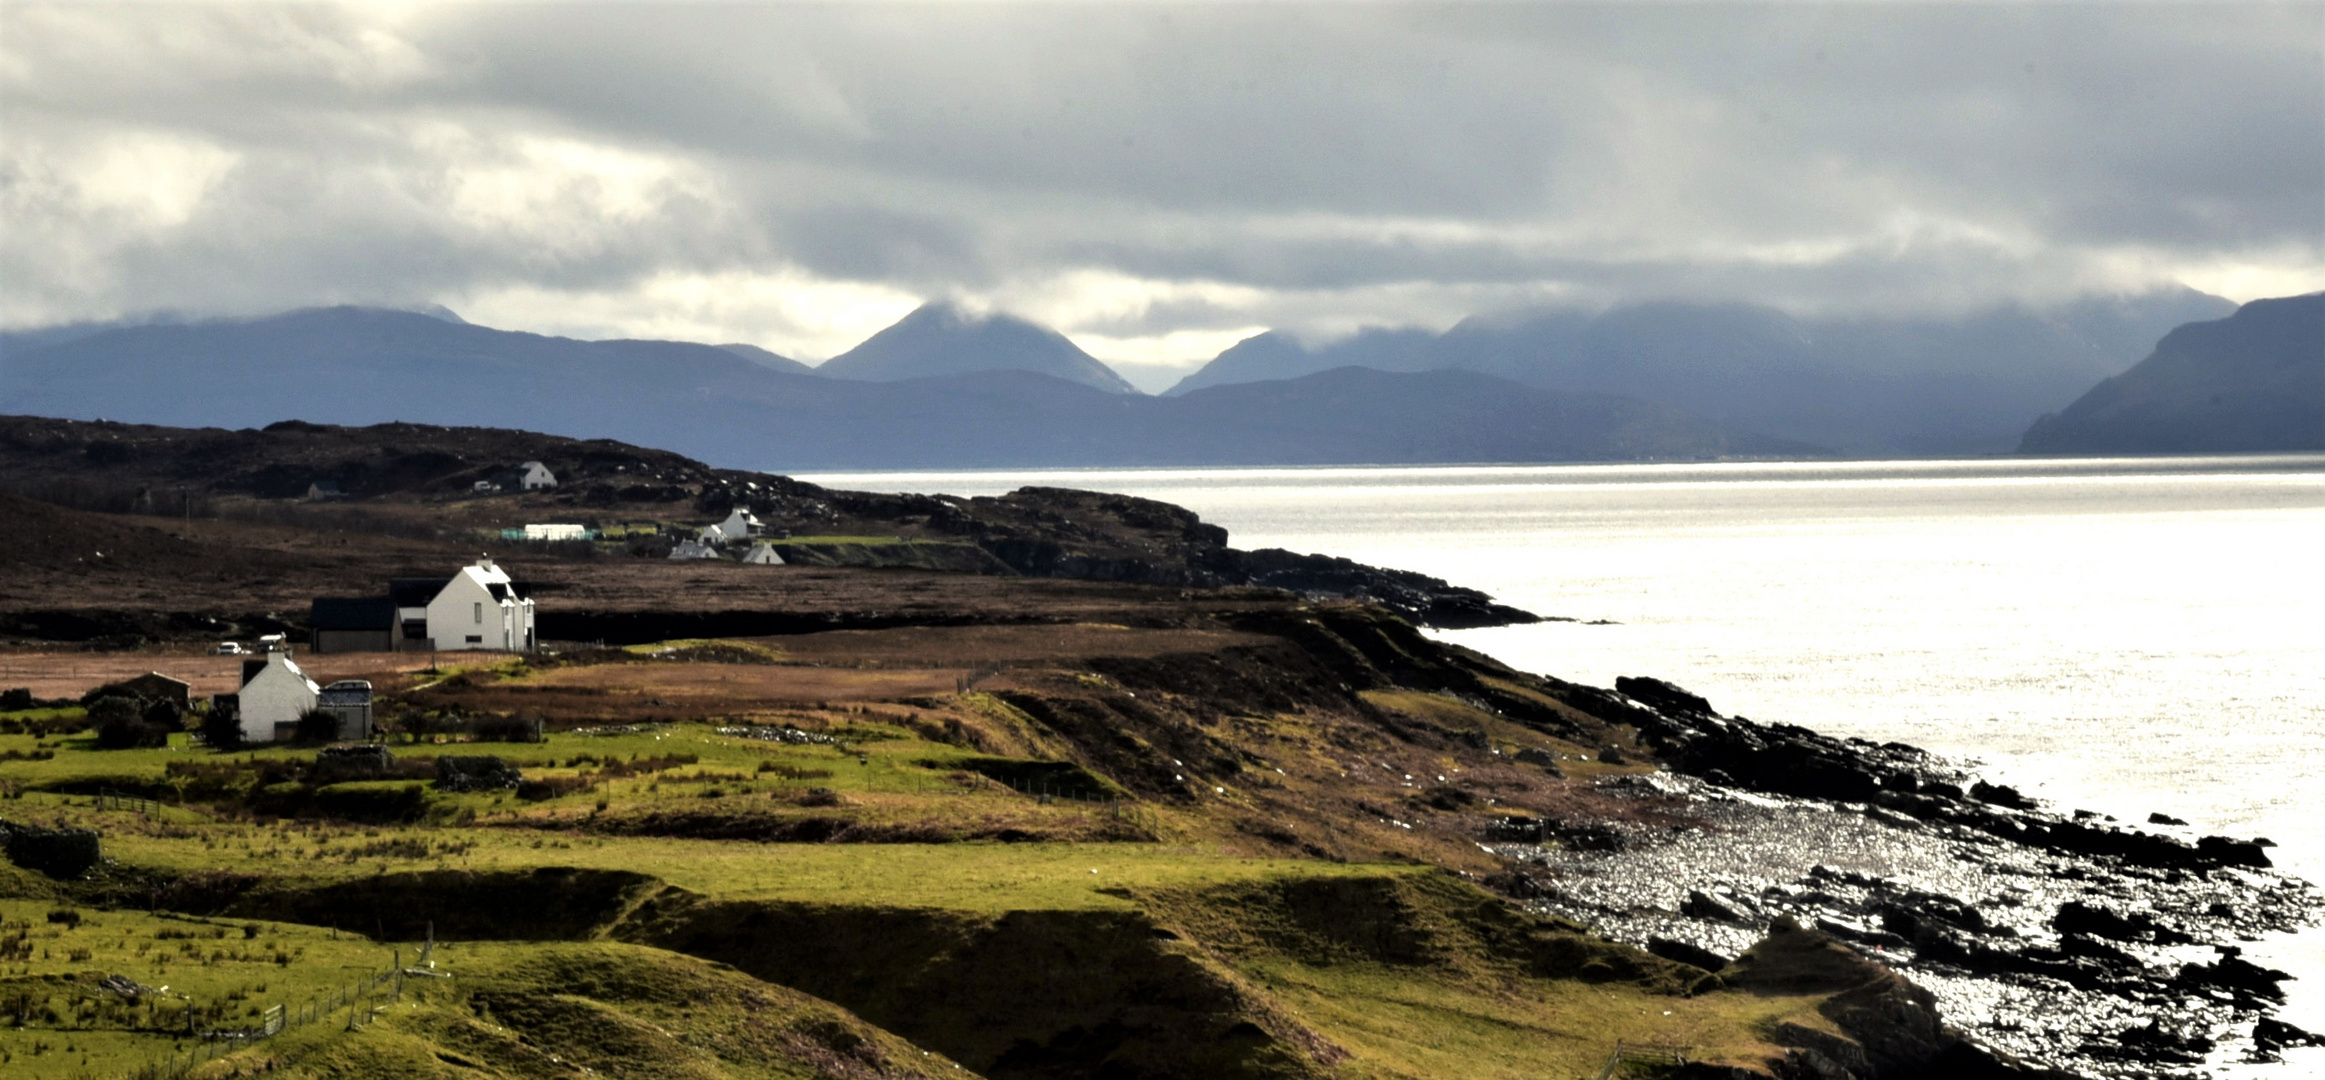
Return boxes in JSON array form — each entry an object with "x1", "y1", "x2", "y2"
[{"x1": 1, "y1": 2, "x2": 2317, "y2": 343}]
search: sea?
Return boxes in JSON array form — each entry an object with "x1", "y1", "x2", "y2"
[{"x1": 800, "y1": 454, "x2": 2325, "y2": 1070}]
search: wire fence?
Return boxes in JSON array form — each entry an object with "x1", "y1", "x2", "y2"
[
  {"x1": 96, "y1": 788, "x2": 165, "y2": 815},
  {"x1": 129, "y1": 942, "x2": 428, "y2": 1079},
  {"x1": 1591, "y1": 1040, "x2": 1692, "y2": 1080}
]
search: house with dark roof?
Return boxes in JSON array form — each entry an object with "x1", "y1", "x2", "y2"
[
  {"x1": 309, "y1": 597, "x2": 400, "y2": 654},
  {"x1": 118, "y1": 671, "x2": 192, "y2": 706},
  {"x1": 389, "y1": 576, "x2": 451, "y2": 647},
  {"x1": 310, "y1": 557, "x2": 536, "y2": 654}
]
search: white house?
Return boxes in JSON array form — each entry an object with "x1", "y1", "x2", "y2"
[
  {"x1": 707, "y1": 508, "x2": 762, "y2": 544},
  {"x1": 668, "y1": 539, "x2": 721, "y2": 560},
  {"x1": 519, "y1": 461, "x2": 557, "y2": 490},
  {"x1": 238, "y1": 650, "x2": 320, "y2": 744},
  {"x1": 739, "y1": 541, "x2": 785, "y2": 565},
  {"x1": 422, "y1": 555, "x2": 537, "y2": 651}
]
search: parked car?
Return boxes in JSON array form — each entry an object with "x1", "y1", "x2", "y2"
[{"x1": 213, "y1": 641, "x2": 249, "y2": 655}]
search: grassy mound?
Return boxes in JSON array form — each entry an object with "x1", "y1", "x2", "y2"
[{"x1": 223, "y1": 941, "x2": 969, "y2": 1080}]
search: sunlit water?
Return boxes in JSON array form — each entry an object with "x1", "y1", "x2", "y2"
[{"x1": 802, "y1": 455, "x2": 2325, "y2": 1065}]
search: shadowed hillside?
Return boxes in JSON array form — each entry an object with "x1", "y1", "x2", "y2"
[{"x1": 2020, "y1": 293, "x2": 2325, "y2": 453}]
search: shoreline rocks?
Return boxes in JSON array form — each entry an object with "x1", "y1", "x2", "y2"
[{"x1": 1498, "y1": 675, "x2": 2325, "y2": 1076}]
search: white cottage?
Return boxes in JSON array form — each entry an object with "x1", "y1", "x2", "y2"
[
  {"x1": 739, "y1": 541, "x2": 785, "y2": 565},
  {"x1": 709, "y1": 508, "x2": 762, "y2": 543},
  {"x1": 519, "y1": 461, "x2": 557, "y2": 490},
  {"x1": 238, "y1": 650, "x2": 321, "y2": 745},
  {"x1": 422, "y1": 555, "x2": 537, "y2": 652}
]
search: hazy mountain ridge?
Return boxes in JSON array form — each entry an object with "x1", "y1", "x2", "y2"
[
  {"x1": 815, "y1": 301, "x2": 1140, "y2": 394},
  {"x1": 1167, "y1": 288, "x2": 2236, "y2": 454},
  {"x1": 0, "y1": 306, "x2": 1779, "y2": 471},
  {"x1": 2019, "y1": 293, "x2": 2325, "y2": 453}
]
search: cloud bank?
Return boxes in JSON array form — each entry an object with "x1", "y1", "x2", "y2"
[{"x1": 3, "y1": 3, "x2": 2319, "y2": 368}]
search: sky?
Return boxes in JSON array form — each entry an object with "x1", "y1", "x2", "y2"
[{"x1": 3, "y1": 2, "x2": 2321, "y2": 379}]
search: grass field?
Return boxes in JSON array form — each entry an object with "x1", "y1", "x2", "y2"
[{"x1": 0, "y1": 631, "x2": 1866, "y2": 1079}]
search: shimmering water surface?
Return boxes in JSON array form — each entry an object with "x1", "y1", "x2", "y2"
[{"x1": 803, "y1": 455, "x2": 2325, "y2": 1067}]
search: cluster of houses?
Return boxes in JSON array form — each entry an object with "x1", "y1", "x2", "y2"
[
  {"x1": 669, "y1": 508, "x2": 785, "y2": 564},
  {"x1": 207, "y1": 552, "x2": 540, "y2": 747},
  {"x1": 491, "y1": 510, "x2": 785, "y2": 565}
]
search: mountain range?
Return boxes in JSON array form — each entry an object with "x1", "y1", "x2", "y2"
[
  {"x1": 1166, "y1": 289, "x2": 2236, "y2": 455},
  {"x1": 3, "y1": 288, "x2": 2310, "y2": 469},
  {"x1": 0, "y1": 306, "x2": 1791, "y2": 471}
]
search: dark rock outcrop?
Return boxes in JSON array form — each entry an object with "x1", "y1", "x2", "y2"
[
  {"x1": 1574, "y1": 675, "x2": 2274, "y2": 875},
  {"x1": 1511, "y1": 674, "x2": 2322, "y2": 1075},
  {"x1": 1726, "y1": 918, "x2": 2052, "y2": 1078},
  {"x1": 436, "y1": 755, "x2": 522, "y2": 793}
]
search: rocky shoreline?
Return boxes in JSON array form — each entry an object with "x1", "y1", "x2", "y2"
[{"x1": 1509, "y1": 675, "x2": 2325, "y2": 1075}]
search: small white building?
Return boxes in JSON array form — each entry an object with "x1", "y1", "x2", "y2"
[
  {"x1": 521, "y1": 523, "x2": 589, "y2": 541},
  {"x1": 423, "y1": 555, "x2": 537, "y2": 652},
  {"x1": 519, "y1": 461, "x2": 557, "y2": 490},
  {"x1": 238, "y1": 650, "x2": 321, "y2": 745},
  {"x1": 709, "y1": 508, "x2": 762, "y2": 544},
  {"x1": 668, "y1": 539, "x2": 721, "y2": 560},
  {"x1": 739, "y1": 541, "x2": 785, "y2": 565}
]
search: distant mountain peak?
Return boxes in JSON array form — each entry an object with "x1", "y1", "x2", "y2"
[{"x1": 816, "y1": 302, "x2": 1141, "y2": 394}]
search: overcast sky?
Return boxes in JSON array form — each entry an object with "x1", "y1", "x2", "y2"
[{"x1": 4, "y1": 2, "x2": 2320, "y2": 373}]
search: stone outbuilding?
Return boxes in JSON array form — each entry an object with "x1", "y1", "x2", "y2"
[{"x1": 314, "y1": 680, "x2": 374, "y2": 742}]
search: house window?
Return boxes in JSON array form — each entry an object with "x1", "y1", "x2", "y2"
[
  {"x1": 474, "y1": 602, "x2": 483, "y2": 623},
  {"x1": 465, "y1": 635, "x2": 483, "y2": 644}
]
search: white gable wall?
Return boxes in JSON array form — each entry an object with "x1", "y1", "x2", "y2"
[
  {"x1": 240, "y1": 652, "x2": 320, "y2": 743},
  {"x1": 422, "y1": 559, "x2": 536, "y2": 651},
  {"x1": 714, "y1": 509, "x2": 761, "y2": 541}
]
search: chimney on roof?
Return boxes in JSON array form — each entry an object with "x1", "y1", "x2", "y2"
[{"x1": 478, "y1": 553, "x2": 496, "y2": 570}]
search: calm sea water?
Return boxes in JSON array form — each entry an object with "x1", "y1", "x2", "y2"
[{"x1": 801, "y1": 455, "x2": 2325, "y2": 1048}]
